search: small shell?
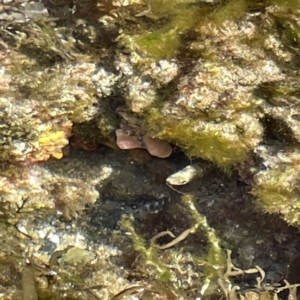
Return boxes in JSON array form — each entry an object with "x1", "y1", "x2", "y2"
[
  {"x1": 166, "y1": 165, "x2": 201, "y2": 185},
  {"x1": 115, "y1": 130, "x2": 172, "y2": 158},
  {"x1": 142, "y1": 135, "x2": 172, "y2": 158},
  {"x1": 115, "y1": 129, "x2": 144, "y2": 150}
]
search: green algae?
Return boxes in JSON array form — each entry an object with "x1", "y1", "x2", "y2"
[
  {"x1": 2, "y1": 0, "x2": 300, "y2": 296},
  {"x1": 181, "y1": 193, "x2": 225, "y2": 282},
  {"x1": 210, "y1": 0, "x2": 248, "y2": 26},
  {"x1": 134, "y1": 1, "x2": 203, "y2": 59},
  {"x1": 118, "y1": 192, "x2": 226, "y2": 298},
  {"x1": 145, "y1": 108, "x2": 253, "y2": 168},
  {"x1": 120, "y1": 214, "x2": 172, "y2": 281},
  {"x1": 270, "y1": 10, "x2": 300, "y2": 49},
  {"x1": 253, "y1": 164, "x2": 300, "y2": 226},
  {"x1": 135, "y1": 28, "x2": 181, "y2": 59},
  {"x1": 122, "y1": 0, "x2": 255, "y2": 60}
]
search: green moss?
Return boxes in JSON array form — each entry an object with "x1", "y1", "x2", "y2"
[
  {"x1": 14, "y1": 20, "x2": 70, "y2": 64},
  {"x1": 253, "y1": 165, "x2": 300, "y2": 226},
  {"x1": 210, "y1": 0, "x2": 248, "y2": 26},
  {"x1": 145, "y1": 109, "x2": 251, "y2": 168},
  {"x1": 159, "y1": 270, "x2": 172, "y2": 282},
  {"x1": 122, "y1": 1, "x2": 217, "y2": 60},
  {"x1": 282, "y1": 18, "x2": 300, "y2": 47},
  {"x1": 150, "y1": 0, "x2": 178, "y2": 14},
  {"x1": 134, "y1": 4, "x2": 199, "y2": 59},
  {"x1": 97, "y1": 112, "x2": 118, "y2": 138},
  {"x1": 257, "y1": 80, "x2": 300, "y2": 100},
  {"x1": 121, "y1": 0, "x2": 275, "y2": 60},
  {"x1": 269, "y1": 10, "x2": 300, "y2": 48},
  {"x1": 135, "y1": 28, "x2": 180, "y2": 59}
]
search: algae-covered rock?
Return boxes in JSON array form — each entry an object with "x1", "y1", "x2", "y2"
[
  {"x1": 252, "y1": 145, "x2": 300, "y2": 226},
  {"x1": 0, "y1": 45, "x2": 118, "y2": 162},
  {"x1": 0, "y1": 155, "x2": 114, "y2": 220},
  {"x1": 146, "y1": 105, "x2": 263, "y2": 167},
  {"x1": 1, "y1": 0, "x2": 299, "y2": 213},
  {"x1": 3, "y1": 1, "x2": 300, "y2": 297},
  {"x1": 256, "y1": 79, "x2": 300, "y2": 143},
  {"x1": 142, "y1": 17, "x2": 284, "y2": 167},
  {"x1": 0, "y1": 95, "x2": 71, "y2": 162},
  {"x1": 0, "y1": 0, "x2": 296, "y2": 169}
]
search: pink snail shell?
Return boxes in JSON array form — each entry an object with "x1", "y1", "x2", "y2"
[
  {"x1": 115, "y1": 129, "x2": 144, "y2": 149},
  {"x1": 116, "y1": 129, "x2": 172, "y2": 158},
  {"x1": 142, "y1": 135, "x2": 172, "y2": 158}
]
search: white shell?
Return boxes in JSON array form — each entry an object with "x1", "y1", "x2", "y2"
[{"x1": 166, "y1": 165, "x2": 201, "y2": 185}]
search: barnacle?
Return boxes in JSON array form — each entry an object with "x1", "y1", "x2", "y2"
[
  {"x1": 0, "y1": 48, "x2": 119, "y2": 163},
  {"x1": 142, "y1": 22, "x2": 283, "y2": 168}
]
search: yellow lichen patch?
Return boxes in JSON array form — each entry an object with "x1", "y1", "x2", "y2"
[
  {"x1": 50, "y1": 150, "x2": 64, "y2": 159},
  {"x1": 32, "y1": 126, "x2": 71, "y2": 161},
  {"x1": 38, "y1": 131, "x2": 66, "y2": 145}
]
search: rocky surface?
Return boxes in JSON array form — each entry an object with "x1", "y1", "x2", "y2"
[
  {"x1": 1, "y1": 0, "x2": 300, "y2": 299},
  {"x1": 2, "y1": 148, "x2": 300, "y2": 299}
]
